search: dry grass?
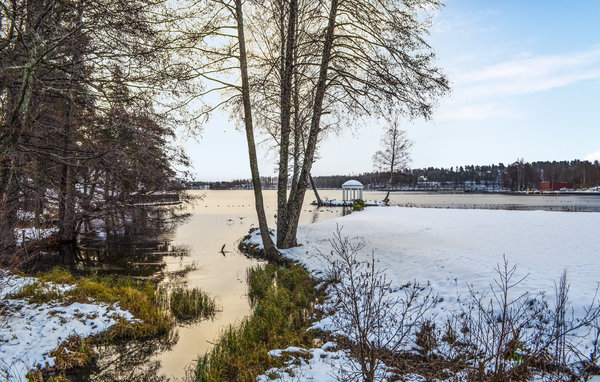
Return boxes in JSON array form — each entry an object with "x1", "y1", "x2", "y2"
[
  {"x1": 5, "y1": 268, "x2": 177, "y2": 381},
  {"x1": 194, "y1": 263, "x2": 321, "y2": 381},
  {"x1": 169, "y1": 287, "x2": 218, "y2": 322},
  {"x1": 10, "y1": 267, "x2": 173, "y2": 339}
]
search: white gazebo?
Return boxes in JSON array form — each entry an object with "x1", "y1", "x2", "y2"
[{"x1": 342, "y1": 179, "x2": 364, "y2": 202}]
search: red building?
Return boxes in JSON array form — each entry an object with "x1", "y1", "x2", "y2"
[{"x1": 538, "y1": 181, "x2": 573, "y2": 191}]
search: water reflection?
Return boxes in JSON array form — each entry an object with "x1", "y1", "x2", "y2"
[
  {"x1": 74, "y1": 331, "x2": 179, "y2": 382},
  {"x1": 23, "y1": 204, "x2": 191, "y2": 278}
]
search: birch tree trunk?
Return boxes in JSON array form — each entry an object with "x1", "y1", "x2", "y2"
[
  {"x1": 234, "y1": 0, "x2": 277, "y2": 255},
  {"x1": 280, "y1": 0, "x2": 339, "y2": 248},
  {"x1": 276, "y1": 0, "x2": 298, "y2": 248}
]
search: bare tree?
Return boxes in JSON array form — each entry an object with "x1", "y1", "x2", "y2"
[
  {"x1": 444, "y1": 258, "x2": 600, "y2": 381},
  {"x1": 273, "y1": 0, "x2": 449, "y2": 248},
  {"x1": 162, "y1": 0, "x2": 449, "y2": 253},
  {"x1": 372, "y1": 115, "x2": 412, "y2": 204}
]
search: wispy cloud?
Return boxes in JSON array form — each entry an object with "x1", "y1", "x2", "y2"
[
  {"x1": 435, "y1": 46, "x2": 600, "y2": 122},
  {"x1": 434, "y1": 8, "x2": 501, "y2": 36},
  {"x1": 455, "y1": 47, "x2": 600, "y2": 100}
]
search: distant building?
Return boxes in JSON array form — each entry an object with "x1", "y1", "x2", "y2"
[
  {"x1": 538, "y1": 181, "x2": 573, "y2": 191},
  {"x1": 184, "y1": 181, "x2": 210, "y2": 190},
  {"x1": 342, "y1": 180, "x2": 364, "y2": 201}
]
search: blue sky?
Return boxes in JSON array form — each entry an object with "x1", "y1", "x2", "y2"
[{"x1": 183, "y1": 0, "x2": 600, "y2": 180}]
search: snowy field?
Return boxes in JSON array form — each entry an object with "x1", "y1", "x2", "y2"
[
  {"x1": 252, "y1": 207, "x2": 600, "y2": 380},
  {"x1": 0, "y1": 272, "x2": 135, "y2": 381}
]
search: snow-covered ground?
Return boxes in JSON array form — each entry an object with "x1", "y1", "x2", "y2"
[
  {"x1": 0, "y1": 271, "x2": 135, "y2": 381},
  {"x1": 251, "y1": 207, "x2": 600, "y2": 380},
  {"x1": 257, "y1": 343, "x2": 391, "y2": 382}
]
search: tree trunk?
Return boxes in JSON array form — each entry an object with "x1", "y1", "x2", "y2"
[
  {"x1": 0, "y1": 50, "x2": 37, "y2": 259},
  {"x1": 58, "y1": 162, "x2": 77, "y2": 242},
  {"x1": 58, "y1": 98, "x2": 78, "y2": 243},
  {"x1": 384, "y1": 168, "x2": 394, "y2": 204},
  {"x1": 276, "y1": 0, "x2": 298, "y2": 248},
  {"x1": 0, "y1": 168, "x2": 18, "y2": 259},
  {"x1": 279, "y1": 0, "x2": 339, "y2": 249},
  {"x1": 383, "y1": 190, "x2": 390, "y2": 205},
  {"x1": 234, "y1": 0, "x2": 277, "y2": 256},
  {"x1": 290, "y1": 52, "x2": 302, "y2": 196},
  {"x1": 309, "y1": 173, "x2": 322, "y2": 206}
]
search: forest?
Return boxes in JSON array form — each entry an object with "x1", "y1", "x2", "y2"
[{"x1": 0, "y1": 1, "x2": 196, "y2": 263}]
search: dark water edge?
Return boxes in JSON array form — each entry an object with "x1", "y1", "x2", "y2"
[
  {"x1": 21, "y1": 205, "x2": 191, "y2": 278},
  {"x1": 16, "y1": 206, "x2": 193, "y2": 381},
  {"x1": 68, "y1": 332, "x2": 180, "y2": 382}
]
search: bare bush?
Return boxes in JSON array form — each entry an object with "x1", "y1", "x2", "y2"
[
  {"x1": 443, "y1": 257, "x2": 600, "y2": 381},
  {"x1": 314, "y1": 232, "x2": 600, "y2": 381},
  {"x1": 318, "y1": 225, "x2": 438, "y2": 382}
]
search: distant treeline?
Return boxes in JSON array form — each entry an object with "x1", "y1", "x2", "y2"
[
  {"x1": 184, "y1": 177, "x2": 278, "y2": 190},
  {"x1": 312, "y1": 160, "x2": 600, "y2": 190},
  {"x1": 186, "y1": 160, "x2": 600, "y2": 191}
]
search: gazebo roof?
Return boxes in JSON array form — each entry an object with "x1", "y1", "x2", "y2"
[{"x1": 342, "y1": 179, "x2": 363, "y2": 189}]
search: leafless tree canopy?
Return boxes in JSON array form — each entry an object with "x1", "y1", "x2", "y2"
[
  {"x1": 186, "y1": 0, "x2": 449, "y2": 251},
  {"x1": 1, "y1": 0, "x2": 450, "y2": 259}
]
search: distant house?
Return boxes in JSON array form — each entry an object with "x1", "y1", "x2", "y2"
[{"x1": 538, "y1": 181, "x2": 573, "y2": 191}]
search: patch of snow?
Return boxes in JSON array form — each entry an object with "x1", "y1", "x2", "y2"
[
  {"x1": 257, "y1": 342, "x2": 391, "y2": 382},
  {"x1": 284, "y1": 207, "x2": 600, "y2": 320},
  {"x1": 0, "y1": 271, "x2": 135, "y2": 381}
]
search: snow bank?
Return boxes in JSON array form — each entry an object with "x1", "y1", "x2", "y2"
[
  {"x1": 282, "y1": 207, "x2": 600, "y2": 318},
  {"x1": 0, "y1": 271, "x2": 135, "y2": 381},
  {"x1": 253, "y1": 207, "x2": 600, "y2": 380}
]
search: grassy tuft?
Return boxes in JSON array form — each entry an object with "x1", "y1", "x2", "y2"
[
  {"x1": 194, "y1": 263, "x2": 318, "y2": 381},
  {"x1": 169, "y1": 287, "x2": 218, "y2": 322},
  {"x1": 51, "y1": 335, "x2": 96, "y2": 371},
  {"x1": 8, "y1": 282, "x2": 65, "y2": 304},
  {"x1": 246, "y1": 263, "x2": 276, "y2": 305},
  {"x1": 27, "y1": 335, "x2": 96, "y2": 382},
  {"x1": 352, "y1": 198, "x2": 366, "y2": 211},
  {"x1": 37, "y1": 267, "x2": 76, "y2": 285}
]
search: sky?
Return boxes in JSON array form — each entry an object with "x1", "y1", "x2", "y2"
[{"x1": 180, "y1": 0, "x2": 600, "y2": 181}]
